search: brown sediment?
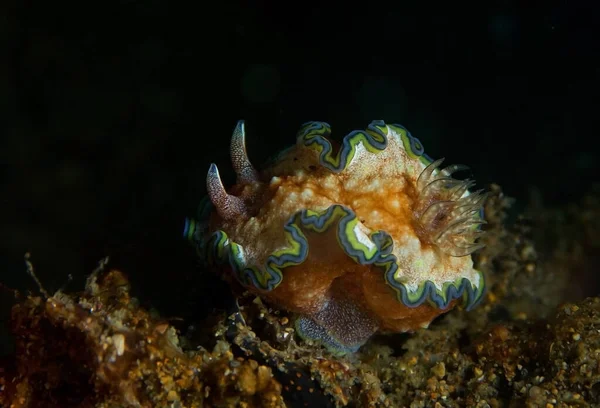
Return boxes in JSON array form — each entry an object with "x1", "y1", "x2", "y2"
[
  {"x1": 2, "y1": 183, "x2": 599, "y2": 407},
  {"x1": 0, "y1": 268, "x2": 284, "y2": 408}
]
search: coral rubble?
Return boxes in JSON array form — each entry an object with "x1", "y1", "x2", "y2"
[
  {"x1": 1, "y1": 184, "x2": 599, "y2": 407},
  {"x1": 0, "y1": 267, "x2": 283, "y2": 408}
]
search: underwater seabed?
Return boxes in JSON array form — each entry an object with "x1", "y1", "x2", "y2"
[{"x1": 1, "y1": 183, "x2": 599, "y2": 408}]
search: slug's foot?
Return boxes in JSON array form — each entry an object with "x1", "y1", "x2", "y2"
[{"x1": 295, "y1": 295, "x2": 378, "y2": 355}]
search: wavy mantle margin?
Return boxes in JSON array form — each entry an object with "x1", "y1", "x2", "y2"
[
  {"x1": 297, "y1": 120, "x2": 436, "y2": 172},
  {"x1": 185, "y1": 203, "x2": 485, "y2": 311}
]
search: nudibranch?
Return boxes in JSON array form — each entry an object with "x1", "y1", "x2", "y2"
[{"x1": 184, "y1": 120, "x2": 487, "y2": 354}]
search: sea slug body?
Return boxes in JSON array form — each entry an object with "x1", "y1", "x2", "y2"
[{"x1": 185, "y1": 120, "x2": 487, "y2": 354}]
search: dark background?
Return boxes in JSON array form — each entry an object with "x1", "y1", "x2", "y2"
[{"x1": 2, "y1": 2, "x2": 599, "y2": 355}]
